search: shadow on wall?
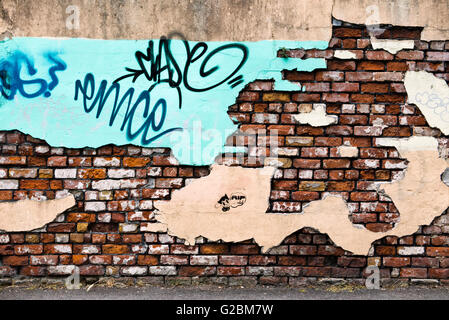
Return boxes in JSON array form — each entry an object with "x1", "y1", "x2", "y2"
[{"x1": 443, "y1": 168, "x2": 449, "y2": 186}]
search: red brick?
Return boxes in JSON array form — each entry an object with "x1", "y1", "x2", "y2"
[
  {"x1": 123, "y1": 157, "x2": 151, "y2": 167},
  {"x1": 67, "y1": 213, "x2": 95, "y2": 223},
  {"x1": 249, "y1": 256, "x2": 276, "y2": 265},
  {"x1": 237, "y1": 91, "x2": 259, "y2": 101},
  {"x1": 278, "y1": 256, "x2": 307, "y2": 266},
  {"x1": 323, "y1": 93, "x2": 349, "y2": 103},
  {"x1": 200, "y1": 244, "x2": 229, "y2": 254},
  {"x1": 366, "y1": 51, "x2": 394, "y2": 60},
  {"x1": 303, "y1": 82, "x2": 330, "y2": 92},
  {"x1": 332, "y1": 82, "x2": 359, "y2": 92},
  {"x1": 78, "y1": 168, "x2": 107, "y2": 179},
  {"x1": 387, "y1": 61, "x2": 409, "y2": 71},
  {"x1": 28, "y1": 157, "x2": 46, "y2": 166},
  {"x1": 79, "y1": 265, "x2": 105, "y2": 276},
  {"x1": 267, "y1": 125, "x2": 294, "y2": 135},
  {"x1": 375, "y1": 246, "x2": 396, "y2": 255},
  {"x1": 179, "y1": 266, "x2": 216, "y2": 276},
  {"x1": 333, "y1": 27, "x2": 363, "y2": 38},
  {"x1": 20, "y1": 266, "x2": 45, "y2": 276},
  {"x1": 340, "y1": 115, "x2": 368, "y2": 125},
  {"x1": 3, "y1": 256, "x2": 28, "y2": 266},
  {"x1": 427, "y1": 247, "x2": 449, "y2": 256},
  {"x1": 427, "y1": 51, "x2": 449, "y2": 61},
  {"x1": 137, "y1": 255, "x2": 158, "y2": 265},
  {"x1": 383, "y1": 257, "x2": 410, "y2": 267},
  {"x1": 315, "y1": 137, "x2": 342, "y2": 146},
  {"x1": 361, "y1": 83, "x2": 389, "y2": 93},
  {"x1": 326, "y1": 181, "x2": 354, "y2": 191},
  {"x1": 293, "y1": 159, "x2": 321, "y2": 169},
  {"x1": 291, "y1": 191, "x2": 320, "y2": 201},
  {"x1": 20, "y1": 180, "x2": 49, "y2": 190},
  {"x1": 345, "y1": 72, "x2": 373, "y2": 81},
  {"x1": 316, "y1": 71, "x2": 345, "y2": 81},
  {"x1": 284, "y1": 71, "x2": 314, "y2": 81},
  {"x1": 400, "y1": 268, "x2": 427, "y2": 278},
  {"x1": 290, "y1": 245, "x2": 317, "y2": 255},
  {"x1": 68, "y1": 157, "x2": 92, "y2": 167},
  {"x1": 47, "y1": 223, "x2": 76, "y2": 233},
  {"x1": 0, "y1": 156, "x2": 26, "y2": 165},
  {"x1": 14, "y1": 244, "x2": 43, "y2": 255},
  {"x1": 396, "y1": 50, "x2": 424, "y2": 60},
  {"x1": 323, "y1": 159, "x2": 351, "y2": 169},
  {"x1": 412, "y1": 257, "x2": 438, "y2": 267},
  {"x1": 47, "y1": 156, "x2": 67, "y2": 167},
  {"x1": 325, "y1": 125, "x2": 353, "y2": 136},
  {"x1": 219, "y1": 255, "x2": 248, "y2": 266},
  {"x1": 292, "y1": 93, "x2": 321, "y2": 102},
  {"x1": 262, "y1": 93, "x2": 290, "y2": 102},
  {"x1": 358, "y1": 61, "x2": 385, "y2": 71},
  {"x1": 273, "y1": 180, "x2": 297, "y2": 191},
  {"x1": 217, "y1": 267, "x2": 245, "y2": 276},
  {"x1": 318, "y1": 245, "x2": 345, "y2": 256},
  {"x1": 103, "y1": 244, "x2": 128, "y2": 254},
  {"x1": 328, "y1": 61, "x2": 356, "y2": 71}
]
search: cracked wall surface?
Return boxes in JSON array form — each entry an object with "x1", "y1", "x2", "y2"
[{"x1": 2, "y1": 0, "x2": 449, "y2": 41}]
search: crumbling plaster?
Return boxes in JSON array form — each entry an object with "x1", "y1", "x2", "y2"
[
  {"x1": 0, "y1": 195, "x2": 75, "y2": 232},
  {"x1": 2, "y1": 0, "x2": 449, "y2": 41}
]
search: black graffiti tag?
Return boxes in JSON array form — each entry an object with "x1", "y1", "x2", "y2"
[
  {"x1": 113, "y1": 36, "x2": 248, "y2": 109},
  {"x1": 216, "y1": 192, "x2": 247, "y2": 213}
]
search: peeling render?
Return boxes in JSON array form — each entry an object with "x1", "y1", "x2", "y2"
[
  {"x1": 0, "y1": 37, "x2": 326, "y2": 166},
  {"x1": 154, "y1": 136, "x2": 449, "y2": 255},
  {"x1": 404, "y1": 71, "x2": 449, "y2": 135},
  {"x1": 0, "y1": 195, "x2": 75, "y2": 232},
  {"x1": 369, "y1": 37, "x2": 415, "y2": 54},
  {"x1": 337, "y1": 146, "x2": 359, "y2": 157},
  {"x1": 309, "y1": 137, "x2": 449, "y2": 255},
  {"x1": 293, "y1": 104, "x2": 338, "y2": 127},
  {"x1": 154, "y1": 165, "x2": 279, "y2": 251},
  {"x1": 334, "y1": 50, "x2": 357, "y2": 59},
  {"x1": 2, "y1": 1, "x2": 449, "y2": 42},
  {"x1": 333, "y1": 0, "x2": 449, "y2": 41},
  {"x1": 153, "y1": 168, "x2": 351, "y2": 252}
]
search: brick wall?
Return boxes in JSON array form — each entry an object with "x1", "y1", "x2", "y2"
[{"x1": 1, "y1": 20, "x2": 449, "y2": 286}]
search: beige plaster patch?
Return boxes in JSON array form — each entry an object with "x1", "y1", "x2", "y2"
[
  {"x1": 154, "y1": 164, "x2": 351, "y2": 251},
  {"x1": 375, "y1": 137, "x2": 449, "y2": 237},
  {"x1": 333, "y1": 0, "x2": 449, "y2": 41},
  {"x1": 0, "y1": 195, "x2": 75, "y2": 232},
  {"x1": 404, "y1": 71, "x2": 449, "y2": 135},
  {"x1": 154, "y1": 136, "x2": 449, "y2": 255},
  {"x1": 337, "y1": 146, "x2": 359, "y2": 157},
  {"x1": 3, "y1": 0, "x2": 449, "y2": 42},
  {"x1": 310, "y1": 137, "x2": 449, "y2": 254},
  {"x1": 0, "y1": 0, "x2": 333, "y2": 41},
  {"x1": 370, "y1": 37, "x2": 415, "y2": 54},
  {"x1": 334, "y1": 50, "x2": 357, "y2": 59},
  {"x1": 294, "y1": 104, "x2": 338, "y2": 127}
]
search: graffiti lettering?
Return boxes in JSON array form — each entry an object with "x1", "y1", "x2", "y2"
[
  {"x1": 74, "y1": 73, "x2": 182, "y2": 145},
  {"x1": 216, "y1": 192, "x2": 247, "y2": 212},
  {"x1": 0, "y1": 52, "x2": 66, "y2": 100},
  {"x1": 415, "y1": 91, "x2": 449, "y2": 123},
  {"x1": 114, "y1": 36, "x2": 248, "y2": 109}
]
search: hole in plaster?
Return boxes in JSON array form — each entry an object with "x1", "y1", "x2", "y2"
[{"x1": 442, "y1": 168, "x2": 449, "y2": 187}]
